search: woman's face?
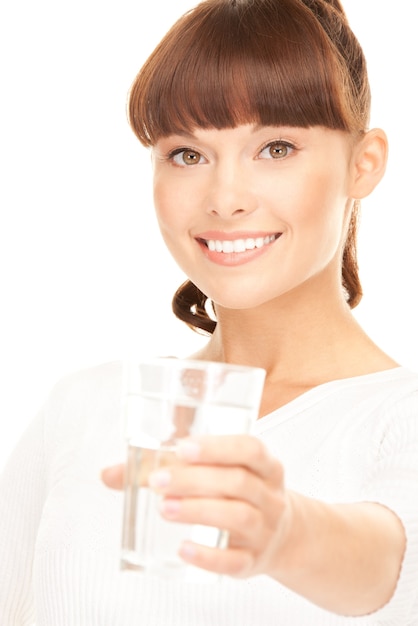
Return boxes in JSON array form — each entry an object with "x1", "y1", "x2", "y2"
[{"x1": 151, "y1": 124, "x2": 355, "y2": 310}]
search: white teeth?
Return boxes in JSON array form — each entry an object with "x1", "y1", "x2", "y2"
[
  {"x1": 205, "y1": 234, "x2": 276, "y2": 253},
  {"x1": 233, "y1": 239, "x2": 246, "y2": 252}
]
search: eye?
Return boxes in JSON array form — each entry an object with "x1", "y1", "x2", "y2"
[
  {"x1": 258, "y1": 141, "x2": 294, "y2": 160},
  {"x1": 169, "y1": 148, "x2": 206, "y2": 166}
]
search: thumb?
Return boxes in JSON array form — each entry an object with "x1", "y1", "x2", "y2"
[{"x1": 101, "y1": 464, "x2": 125, "y2": 490}]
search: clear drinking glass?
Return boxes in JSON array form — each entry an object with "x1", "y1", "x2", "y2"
[{"x1": 120, "y1": 358, "x2": 266, "y2": 580}]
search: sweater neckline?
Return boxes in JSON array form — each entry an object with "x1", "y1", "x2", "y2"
[{"x1": 253, "y1": 366, "x2": 414, "y2": 431}]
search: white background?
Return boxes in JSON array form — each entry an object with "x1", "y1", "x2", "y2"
[{"x1": 1, "y1": 0, "x2": 416, "y2": 470}]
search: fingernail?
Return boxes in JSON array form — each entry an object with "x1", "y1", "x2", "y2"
[
  {"x1": 160, "y1": 498, "x2": 180, "y2": 517},
  {"x1": 149, "y1": 469, "x2": 171, "y2": 488},
  {"x1": 177, "y1": 438, "x2": 201, "y2": 461},
  {"x1": 179, "y1": 540, "x2": 196, "y2": 559}
]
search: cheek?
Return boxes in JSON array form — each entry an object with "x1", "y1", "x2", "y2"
[
  {"x1": 153, "y1": 179, "x2": 179, "y2": 230},
  {"x1": 153, "y1": 174, "x2": 198, "y2": 232},
  {"x1": 152, "y1": 179, "x2": 198, "y2": 271},
  {"x1": 285, "y1": 169, "x2": 347, "y2": 228},
  {"x1": 271, "y1": 168, "x2": 350, "y2": 274}
]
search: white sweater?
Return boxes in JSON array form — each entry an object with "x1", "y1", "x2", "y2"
[{"x1": 1, "y1": 361, "x2": 417, "y2": 625}]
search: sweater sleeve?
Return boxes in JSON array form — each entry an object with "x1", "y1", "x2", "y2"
[
  {"x1": 360, "y1": 391, "x2": 418, "y2": 623},
  {"x1": 0, "y1": 405, "x2": 48, "y2": 625}
]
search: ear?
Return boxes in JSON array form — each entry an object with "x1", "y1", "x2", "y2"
[{"x1": 349, "y1": 128, "x2": 388, "y2": 200}]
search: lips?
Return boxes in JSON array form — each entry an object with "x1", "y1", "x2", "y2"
[{"x1": 197, "y1": 233, "x2": 281, "y2": 254}]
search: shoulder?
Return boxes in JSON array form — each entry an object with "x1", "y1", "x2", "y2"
[
  {"x1": 347, "y1": 367, "x2": 418, "y2": 438},
  {"x1": 374, "y1": 368, "x2": 418, "y2": 446},
  {"x1": 333, "y1": 367, "x2": 418, "y2": 418},
  {"x1": 371, "y1": 367, "x2": 418, "y2": 420},
  {"x1": 50, "y1": 360, "x2": 124, "y2": 399},
  {"x1": 42, "y1": 360, "x2": 124, "y2": 435}
]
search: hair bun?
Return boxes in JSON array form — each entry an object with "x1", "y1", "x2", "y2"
[
  {"x1": 304, "y1": 0, "x2": 346, "y2": 17},
  {"x1": 323, "y1": 0, "x2": 344, "y2": 7},
  {"x1": 324, "y1": 0, "x2": 346, "y2": 14}
]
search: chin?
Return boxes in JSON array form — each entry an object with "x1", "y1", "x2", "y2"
[{"x1": 208, "y1": 290, "x2": 282, "y2": 312}]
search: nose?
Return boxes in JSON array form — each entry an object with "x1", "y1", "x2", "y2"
[{"x1": 205, "y1": 161, "x2": 258, "y2": 219}]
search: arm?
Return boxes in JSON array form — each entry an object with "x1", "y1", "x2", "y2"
[
  {"x1": 270, "y1": 491, "x2": 405, "y2": 615},
  {"x1": 103, "y1": 434, "x2": 408, "y2": 617},
  {"x1": 155, "y1": 436, "x2": 406, "y2": 616},
  {"x1": 0, "y1": 408, "x2": 47, "y2": 625}
]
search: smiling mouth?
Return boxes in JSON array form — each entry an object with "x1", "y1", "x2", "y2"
[{"x1": 198, "y1": 233, "x2": 281, "y2": 253}]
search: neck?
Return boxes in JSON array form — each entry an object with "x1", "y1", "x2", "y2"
[{"x1": 192, "y1": 275, "x2": 397, "y2": 395}]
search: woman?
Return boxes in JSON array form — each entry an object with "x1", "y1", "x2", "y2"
[{"x1": 1, "y1": 0, "x2": 417, "y2": 624}]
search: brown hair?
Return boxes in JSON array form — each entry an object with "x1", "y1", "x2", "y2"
[{"x1": 129, "y1": 0, "x2": 370, "y2": 333}]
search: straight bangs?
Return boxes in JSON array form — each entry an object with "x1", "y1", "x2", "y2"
[{"x1": 129, "y1": 0, "x2": 366, "y2": 146}]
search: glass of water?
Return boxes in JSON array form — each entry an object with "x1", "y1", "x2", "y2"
[{"x1": 120, "y1": 358, "x2": 266, "y2": 580}]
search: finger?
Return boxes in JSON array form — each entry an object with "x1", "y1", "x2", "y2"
[
  {"x1": 101, "y1": 464, "x2": 125, "y2": 489},
  {"x1": 150, "y1": 464, "x2": 272, "y2": 510},
  {"x1": 159, "y1": 496, "x2": 262, "y2": 543},
  {"x1": 177, "y1": 435, "x2": 283, "y2": 484},
  {"x1": 179, "y1": 540, "x2": 255, "y2": 578}
]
